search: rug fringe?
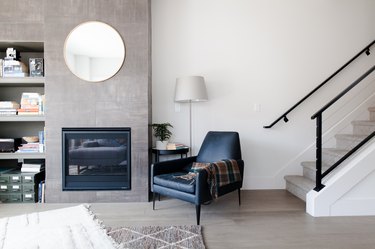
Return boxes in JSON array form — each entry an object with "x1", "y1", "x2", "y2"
[{"x1": 81, "y1": 204, "x2": 123, "y2": 249}]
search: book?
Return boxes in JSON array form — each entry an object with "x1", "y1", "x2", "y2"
[
  {"x1": 38, "y1": 181, "x2": 43, "y2": 203},
  {"x1": 17, "y1": 142, "x2": 41, "y2": 153},
  {"x1": 17, "y1": 111, "x2": 40, "y2": 116},
  {"x1": 41, "y1": 181, "x2": 45, "y2": 203},
  {"x1": 167, "y1": 143, "x2": 188, "y2": 150},
  {"x1": 21, "y1": 163, "x2": 44, "y2": 173},
  {"x1": 0, "y1": 110, "x2": 17, "y2": 115},
  {"x1": 0, "y1": 59, "x2": 3, "y2": 77},
  {"x1": 0, "y1": 101, "x2": 20, "y2": 109},
  {"x1": 38, "y1": 130, "x2": 45, "y2": 152}
]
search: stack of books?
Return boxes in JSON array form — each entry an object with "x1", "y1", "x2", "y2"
[
  {"x1": 18, "y1": 92, "x2": 44, "y2": 115},
  {"x1": 17, "y1": 143, "x2": 40, "y2": 153},
  {"x1": 167, "y1": 143, "x2": 187, "y2": 150},
  {"x1": 21, "y1": 163, "x2": 45, "y2": 173},
  {"x1": 0, "y1": 101, "x2": 19, "y2": 116}
]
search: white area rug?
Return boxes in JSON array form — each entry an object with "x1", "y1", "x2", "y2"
[{"x1": 0, "y1": 205, "x2": 117, "y2": 249}]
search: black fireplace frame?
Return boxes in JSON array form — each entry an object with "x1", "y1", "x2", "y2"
[{"x1": 62, "y1": 127, "x2": 131, "y2": 191}]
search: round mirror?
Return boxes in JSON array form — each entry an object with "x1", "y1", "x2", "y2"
[{"x1": 64, "y1": 21, "x2": 125, "y2": 82}]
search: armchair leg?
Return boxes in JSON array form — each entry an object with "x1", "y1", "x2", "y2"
[
  {"x1": 196, "y1": 204, "x2": 201, "y2": 225},
  {"x1": 238, "y1": 188, "x2": 241, "y2": 206},
  {"x1": 152, "y1": 192, "x2": 156, "y2": 210}
]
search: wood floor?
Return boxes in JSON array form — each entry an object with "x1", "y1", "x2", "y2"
[{"x1": 1, "y1": 190, "x2": 375, "y2": 249}]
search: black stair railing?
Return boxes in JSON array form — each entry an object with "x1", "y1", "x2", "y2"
[
  {"x1": 264, "y1": 39, "x2": 375, "y2": 129},
  {"x1": 311, "y1": 65, "x2": 375, "y2": 191}
]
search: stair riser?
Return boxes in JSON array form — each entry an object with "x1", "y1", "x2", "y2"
[
  {"x1": 303, "y1": 167, "x2": 316, "y2": 181},
  {"x1": 353, "y1": 124, "x2": 375, "y2": 135},
  {"x1": 322, "y1": 152, "x2": 345, "y2": 166},
  {"x1": 336, "y1": 138, "x2": 361, "y2": 150},
  {"x1": 285, "y1": 181, "x2": 307, "y2": 202},
  {"x1": 369, "y1": 111, "x2": 375, "y2": 121}
]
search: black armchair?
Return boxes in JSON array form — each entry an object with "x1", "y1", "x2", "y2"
[{"x1": 151, "y1": 131, "x2": 244, "y2": 225}]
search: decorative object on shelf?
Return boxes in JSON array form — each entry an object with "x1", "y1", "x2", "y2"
[
  {"x1": 152, "y1": 123, "x2": 173, "y2": 150},
  {"x1": 0, "y1": 169, "x2": 45, "y2": 203},
  {"x1": 29, "y1": 58, "x2": 44, "y2": 77},
  {"x1": 2, "y1": 48, "x2": 29, "y2": 77},
  {"x1": 64, "y1": 21, "x2": 126, "y2": 82},
  {"x1": 174, "y1": 76, "x2": 208, "y2": 156},
  {"x1": 22, "y1": 136, "x2": 39, "y2": 143},
  {"x1": 0, "y1": 138, "x2": 22, "y2": 152},
  {"x1": 5, "y1": 48, "x2": 18, "y2": 60}
]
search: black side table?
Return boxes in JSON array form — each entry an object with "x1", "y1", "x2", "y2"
[{"x1": 152, "y1": 147, "x2": 189, "y2": 162}]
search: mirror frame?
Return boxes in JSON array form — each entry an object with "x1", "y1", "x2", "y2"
[{"x1": 64, "y1": 21, "x2": 126, "y2": 82}]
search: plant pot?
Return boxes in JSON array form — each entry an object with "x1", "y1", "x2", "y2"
[{"x1": 156, "y1": 140, "x2": 168, "y2": 150}]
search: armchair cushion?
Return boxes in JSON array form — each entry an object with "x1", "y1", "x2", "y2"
[{"x1": 153, "y1": 172, "x2": 195, "y2": 194}]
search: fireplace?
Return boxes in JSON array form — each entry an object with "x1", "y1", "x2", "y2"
[{"x1": 62, "y1": 127, "x2": 131, "y2": 190}]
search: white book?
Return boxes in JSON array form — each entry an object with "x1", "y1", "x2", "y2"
[
  {"x1": 0, "y1": 101, "x2": 20, "y2": 109},
  {"x1": 22, "y1": 163, "x2": 42, "y2": 168},
  {"x1": 21, "y1": 168, "x2": 41, "y2": 173}
]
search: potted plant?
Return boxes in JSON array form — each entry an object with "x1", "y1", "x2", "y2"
[{"x1": 152, "y1": 123, "x2": 173, "y2": 150}]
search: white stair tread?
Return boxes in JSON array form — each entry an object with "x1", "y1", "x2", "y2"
[
  {"x1": 323, "y1": 148, "x2": 349, "y2": 155},
  {"x1": 284, "y1": 175, "x2": 315, "y2": 192},
  {"x1": 335, "y1": 134, "x2": 368, "y2": 140},
  {"x1": 352, "y1": 120, "x2": 375, "y2": 126}
]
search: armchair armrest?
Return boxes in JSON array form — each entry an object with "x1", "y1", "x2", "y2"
[
  {"x1": 195, "y1": 169, "x2": 212, "y2": 203},
  {"x1": 151, "y1": 156, "x2": 197, "y2": 178},
  {"x1": 237, "y1": 159, "x2": 244, "y2": 179}
]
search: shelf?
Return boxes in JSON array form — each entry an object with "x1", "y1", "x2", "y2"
[
  {"x1": 0, "y1": 115, "x2": 45, "y2": 122},
  {"x1": 0, "y1": 41, "x2": 43, "y2": 52},
  {"x1": 0, "y1": 77, "x2": 45, "y2": 87},
  {"x1": 0, "y1": 152, "x2": 45, "y2": 160}
]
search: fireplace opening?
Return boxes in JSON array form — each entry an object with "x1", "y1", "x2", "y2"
[{"x1": 62, "y1": 127, "x2": 131, "y2": 190}]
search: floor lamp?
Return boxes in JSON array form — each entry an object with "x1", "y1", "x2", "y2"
[{"x1": 174, "y1": 76, "x2": 208, "y2": 156}]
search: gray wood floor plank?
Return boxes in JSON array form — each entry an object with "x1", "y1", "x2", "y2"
[{"x1": 1, "y1": 190, "x2": 375, "y2": 249}]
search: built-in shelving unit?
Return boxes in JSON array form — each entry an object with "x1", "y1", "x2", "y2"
[{"x1": 0, "y1": 42, "x2": 45, "y2": 165}]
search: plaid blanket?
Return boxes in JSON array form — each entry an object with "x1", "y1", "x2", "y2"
[{"x1": 191, "y1": 159, "x2": 242, "y2": 199}]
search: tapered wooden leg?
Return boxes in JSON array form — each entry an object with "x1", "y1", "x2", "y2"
[
  {"x1": 238, "y1": 188, "x2": 241, "y2": 206},
  {"x1": 196, "y1": 204, "x2": 201, "y2": 225},
  {"x1": 152, "y1": 192, "x2": 156, "y2": 210}
]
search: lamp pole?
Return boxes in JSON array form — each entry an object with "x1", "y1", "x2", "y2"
[{"x1": 189, "y1": 99, "x2": 193, "y2": 156}]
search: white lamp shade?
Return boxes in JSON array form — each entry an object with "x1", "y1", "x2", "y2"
[{"x1": 174, "y1": 76, "x2": 208, "y2": 102}]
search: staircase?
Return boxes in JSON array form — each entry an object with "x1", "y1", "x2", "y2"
[{"x1": 285, "y1": 107, "x2": 375, "y2": 201}]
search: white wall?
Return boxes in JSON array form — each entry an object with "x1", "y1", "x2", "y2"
[{"x1": 152, "y1": 0, "x2": 375, "y2": 189}]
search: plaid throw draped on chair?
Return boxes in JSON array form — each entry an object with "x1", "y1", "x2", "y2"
[{"x1": 191, "y1": 159, "x2": 242, "y2": 199}]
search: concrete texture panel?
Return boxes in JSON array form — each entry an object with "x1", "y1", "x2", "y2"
[{"x1": 43, "y1": 0, "x2": 151, "y2": 202}]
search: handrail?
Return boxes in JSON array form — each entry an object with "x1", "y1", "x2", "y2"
[
  {"x1": 264, "y1": 39, "x2": 375, "y2": 129},
  {"x1": 321, "y1": 131, "x2": 375, "y2": 179},
  {"x1": 312, "y1": 65, "x2": 375, "y2": 119},
  {"x1": 312, "y1": 66, "x2": 375, "y2": 191}
]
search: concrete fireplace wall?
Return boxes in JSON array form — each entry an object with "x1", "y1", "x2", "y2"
[
  {"x1": 0, "y1": 0, "x2": 151, "y2": 202},
  {"x1": 43, "y1": 0, "x2": 151, "y2": 202}
]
